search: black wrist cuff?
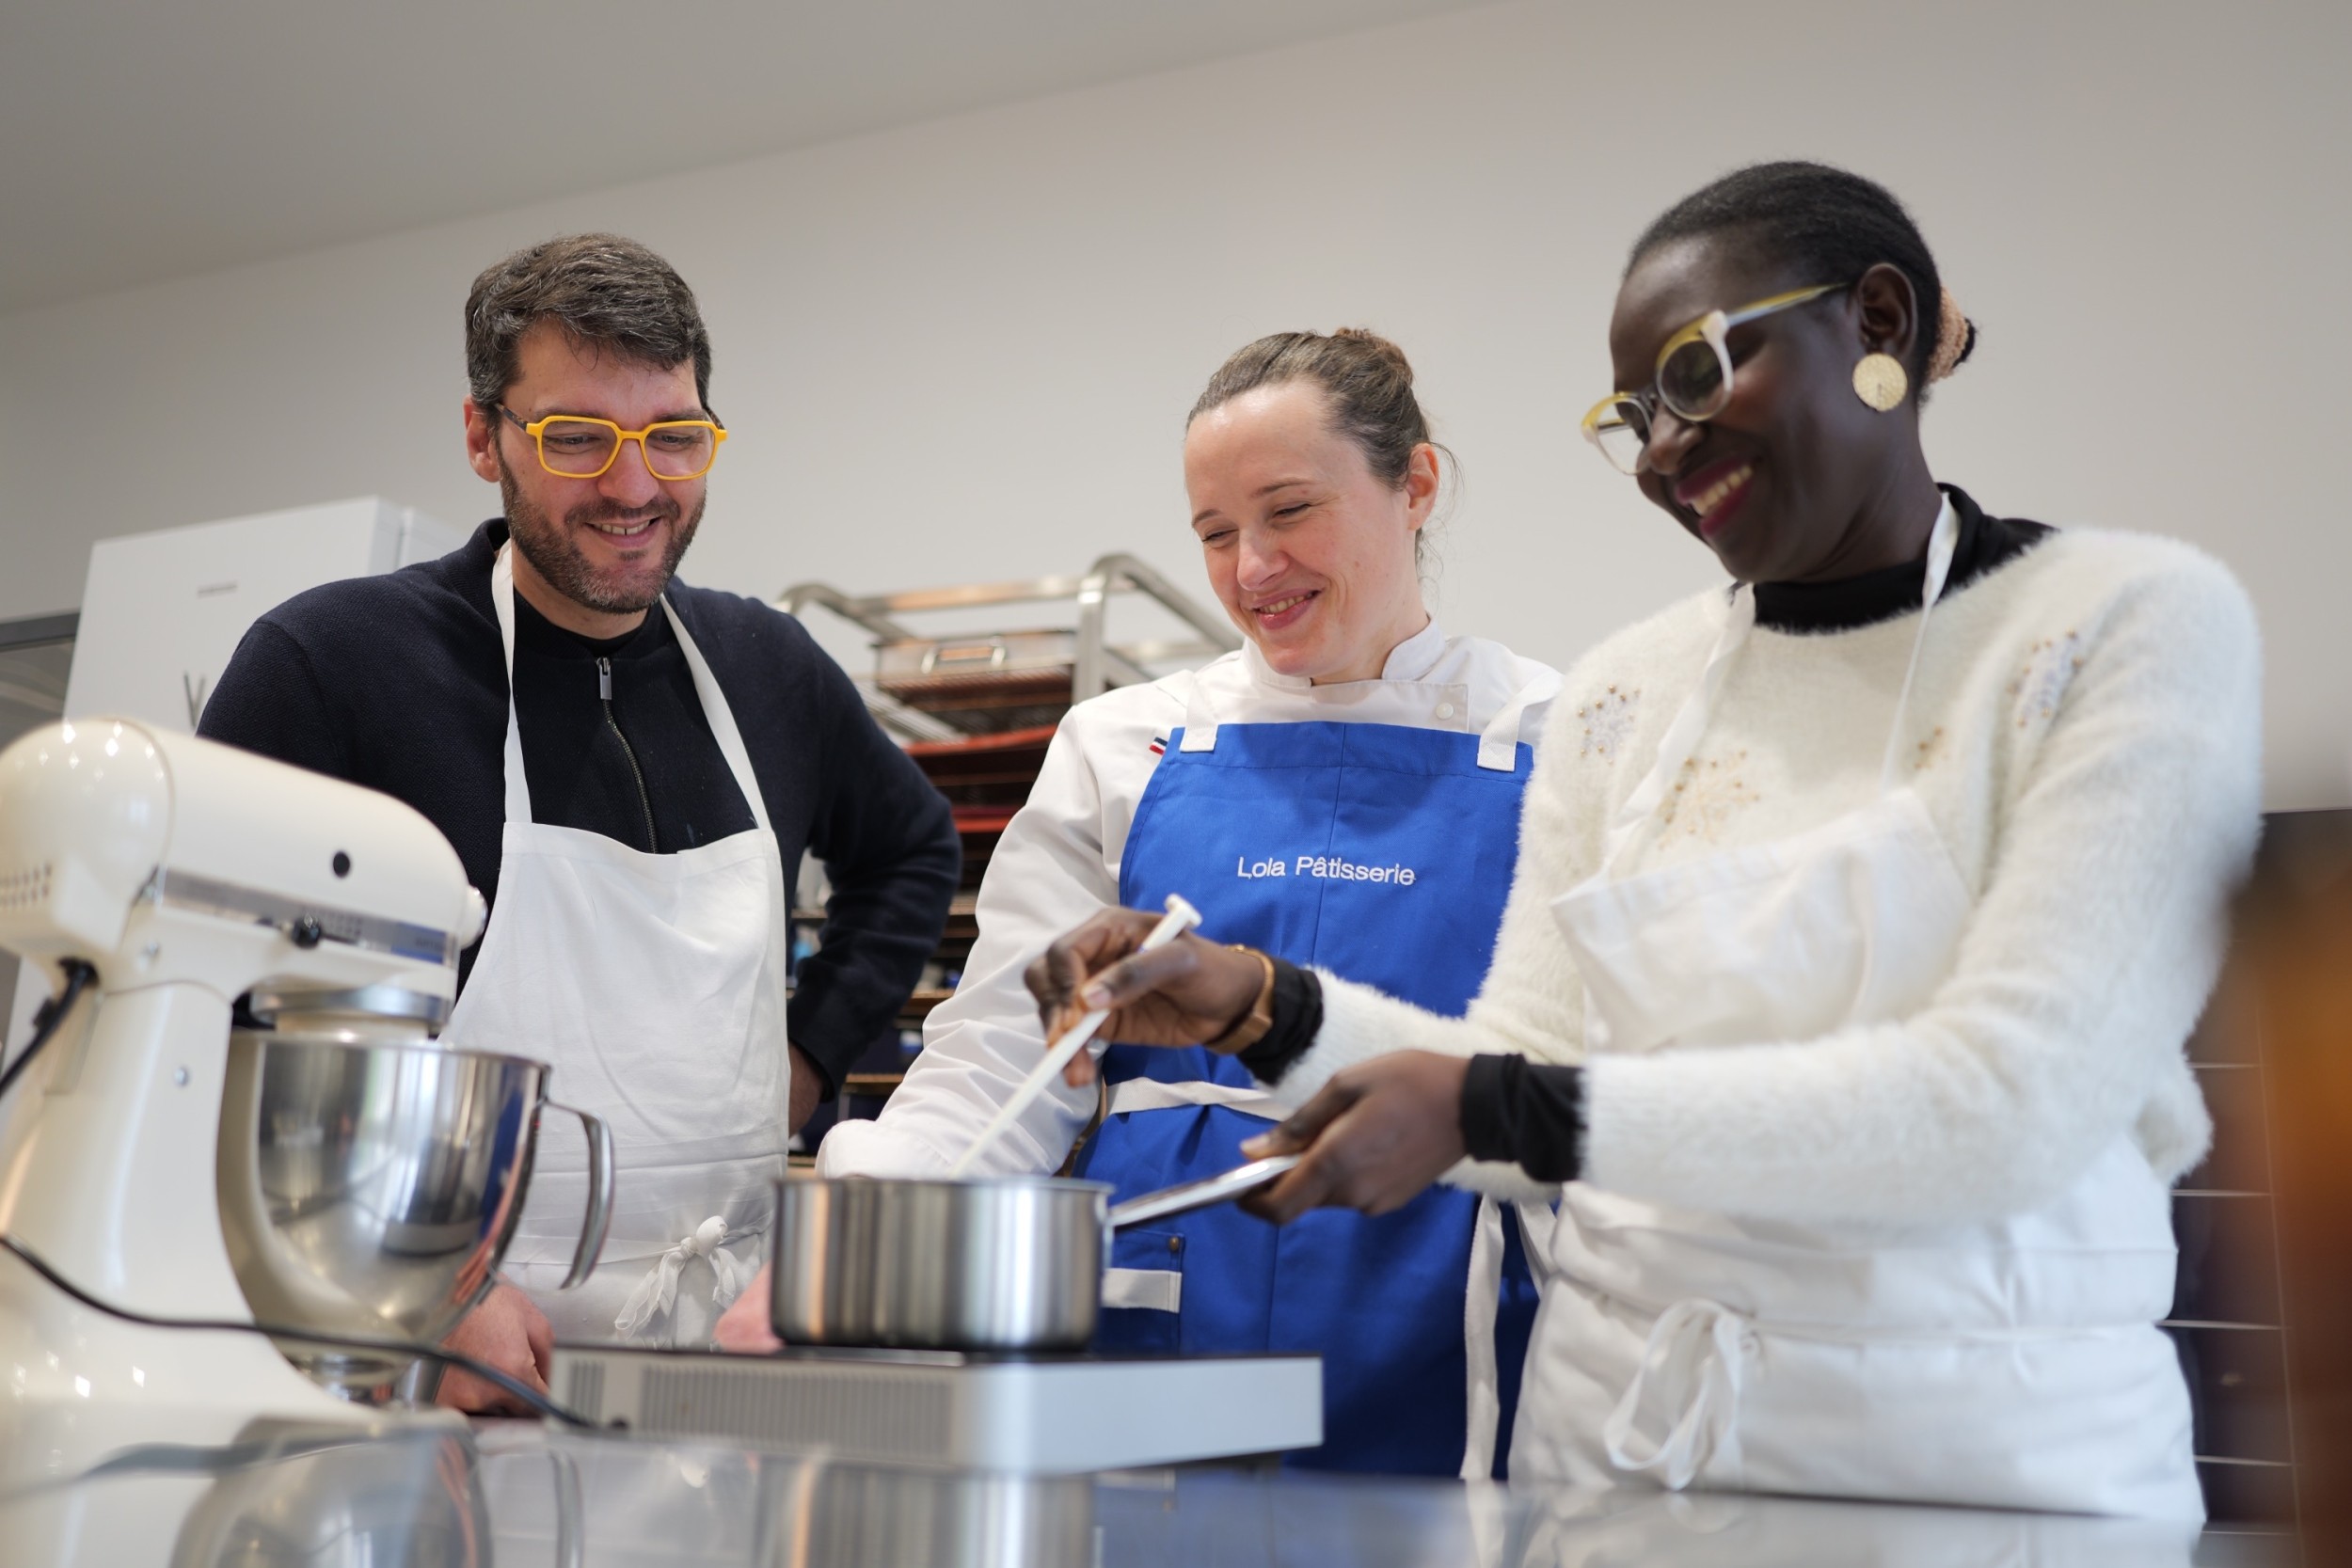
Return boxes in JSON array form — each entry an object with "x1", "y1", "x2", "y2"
[
  {"x1": 1457, "y1": 1053, "x2": 1585, "y2": 1183},
  {"x1": 1236, "y1": 959, "x2": 1322, "y2": 1085}
]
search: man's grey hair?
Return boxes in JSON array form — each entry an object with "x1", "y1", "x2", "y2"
[{"x1": 464, "y1": 233, "x2": 714, "y2": 417}]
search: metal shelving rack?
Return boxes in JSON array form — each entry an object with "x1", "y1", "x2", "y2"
[
  {"x1": 779, "y1": 553, "x2": 1237, "y2": 744},
  {"x1": 776, "y1": 555, "x2": 1237, "y2": 1150}
]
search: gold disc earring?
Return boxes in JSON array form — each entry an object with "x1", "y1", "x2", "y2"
[{"x1": 1852, "y1": 352, "x2": 1909, "y2": 412}]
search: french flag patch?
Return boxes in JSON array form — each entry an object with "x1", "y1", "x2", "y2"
[{"x1": 1149, "y1": 734, "x2": 1168, "y2": 755}]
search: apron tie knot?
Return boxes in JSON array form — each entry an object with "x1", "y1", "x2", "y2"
[
  {"x1": 1602, "y1": 1297, "x2": 1756, "y2": 1491},
  {"x1": 613, "y1": 1215, "x2": 751, "y2": 1340}
]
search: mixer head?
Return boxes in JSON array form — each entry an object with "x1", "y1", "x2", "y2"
[{"x1": 0, "y1": 718, "x2": 482, "y2": 1020}]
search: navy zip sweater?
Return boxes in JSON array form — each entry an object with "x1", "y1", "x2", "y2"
[{"x1": 198, "y1": 519, "x2": 960, "y2": 1097}]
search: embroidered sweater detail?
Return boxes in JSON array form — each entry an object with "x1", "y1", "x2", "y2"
[{"x1": 1270, "y1": 525, "x2": 2263, "y2": 1226}]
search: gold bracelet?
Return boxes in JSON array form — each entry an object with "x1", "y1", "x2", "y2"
[{"x1": 1205, "y1": 945, "x2": 1279, "y2": 1053}]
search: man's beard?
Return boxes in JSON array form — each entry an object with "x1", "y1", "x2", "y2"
[{"x1": 501, "y1": 472, "x2": 704, "y2": 615}]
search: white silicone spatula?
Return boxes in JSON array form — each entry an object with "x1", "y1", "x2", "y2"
[{"x1": 946, "y1": 894, "x2": 1202, "y2": 1179}]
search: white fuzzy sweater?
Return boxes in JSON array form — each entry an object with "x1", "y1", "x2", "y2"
[{"x1": 1266, "y1": 528, "x2": 2264, "y2": 1226}]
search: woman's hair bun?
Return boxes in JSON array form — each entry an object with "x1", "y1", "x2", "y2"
[
  {"x1": 1928, "y1": 286, "x2": 1975, "y2": 384},
  {"x1": 1329, "y1": 325, "x2": 1415, "y2": 379}
]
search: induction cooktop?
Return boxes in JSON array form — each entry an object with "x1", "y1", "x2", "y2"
[{"x1": 547, "y1": 1343, "x2": 1322, "y2": 1473}]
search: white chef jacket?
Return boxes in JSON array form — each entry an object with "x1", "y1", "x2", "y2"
[{"x1": 817, "y1": 620, "x2": 1556, "y2": 1180}]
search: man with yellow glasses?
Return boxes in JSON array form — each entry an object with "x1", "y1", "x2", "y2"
[{"x1": 199, "y1": 233, "x2": 960, "y2": 1408}]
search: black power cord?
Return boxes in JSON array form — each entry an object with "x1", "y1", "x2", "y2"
[
  {"x1": 0, "y1": 1233, "x2": 610, "y2": 1431},
  {"x1": 0, "y1": 961, "x2": 610, "y2": 1432},
  {"x1": 0, "y1": 957, "x2": 97, "y2": 1104}
]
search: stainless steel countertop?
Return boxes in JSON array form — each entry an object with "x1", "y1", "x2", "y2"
[{"x1": 2, "y1": 1418, "x2": 2295, "y2": 1567}]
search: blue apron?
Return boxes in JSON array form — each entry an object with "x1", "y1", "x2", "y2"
[{"x1": 1075, "y1": 711, "x2": 1542, "y2": 1475}]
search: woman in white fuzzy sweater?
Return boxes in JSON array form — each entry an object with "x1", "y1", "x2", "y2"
[{"x1": 1030, "y1": 163, "x2": 2261, "y2": 1519}]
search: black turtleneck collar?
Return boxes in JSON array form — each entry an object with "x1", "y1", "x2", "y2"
[
  {"x1": 511, "y1": 578, "x2": 666, "y2": 660},
  {"x1": 1753, "y1": 485, "x2": 2051, "y2": 635}
]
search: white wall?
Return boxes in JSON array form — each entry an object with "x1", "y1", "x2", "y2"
[{"x1": 2, "y1": 0, "x2": 2345, "y2": 802}]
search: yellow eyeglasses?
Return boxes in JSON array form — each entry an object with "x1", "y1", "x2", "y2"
[
  {"x1": 501, "y1": 405, "x2": 728, "y2": 482},
  {"x1": 1581, "y1": 283, "x2": 1847, "y2": 475}
]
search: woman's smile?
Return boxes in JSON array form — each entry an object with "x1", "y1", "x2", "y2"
[
  {"x1": 1250, "y1": 588, "x2": 1322, "y2": 633},
  {"x1": 1676, "y1": 457, "x2": 1759, "y2": 541}
]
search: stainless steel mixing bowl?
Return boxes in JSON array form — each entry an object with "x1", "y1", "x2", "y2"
[{"x1": 216, "y1": 1029, "x2": 612, "y2": 1392}]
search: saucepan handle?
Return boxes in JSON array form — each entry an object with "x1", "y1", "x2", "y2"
[
  {"x1": 1106, "y1": 1154, "x2": 1302, "y2": 1232},
  {"x1": 548, "y1": 1099, "x2": 614, "y2": 1290}
]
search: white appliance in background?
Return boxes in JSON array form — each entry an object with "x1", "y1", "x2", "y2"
[
  {"x1": 63, "y1": 496, "x2": 460, "y2": 730},
  {"x1": 3, "y1": 497, "x2": 461, "y2": 1056}
]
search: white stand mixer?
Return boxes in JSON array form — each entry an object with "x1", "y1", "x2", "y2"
[{"x1": 0, "y1": 718, "x2": 539, "y2": 1480}]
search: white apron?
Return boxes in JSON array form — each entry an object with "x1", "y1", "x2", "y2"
[
  {"x1": 1522, "y1": 500, "x2": 2201, "y2": 1518},
  {"x1": 439, "y1": 546, "x2": 790, "y2": 1346}
]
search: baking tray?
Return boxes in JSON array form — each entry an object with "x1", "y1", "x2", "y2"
[
  {"x1": 877, "y1": 632, "x2": 1075, "y2": 735},
  {"x1": 906, "y1": 723, "x2": 1059, "y2": 807}
]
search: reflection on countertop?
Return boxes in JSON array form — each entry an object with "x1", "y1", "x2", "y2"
[{"x1": 0, "y1": 1419, "x2": 2296, "y2": 1568}]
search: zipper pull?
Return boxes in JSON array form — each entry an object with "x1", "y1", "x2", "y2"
[{"x1": 596, "y1": 657, "x2": 612, "y2": 702}]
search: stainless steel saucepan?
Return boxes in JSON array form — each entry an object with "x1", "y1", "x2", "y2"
[{"x1": 770, "y1": 1155, "x2": 1299, "y2": 1351}]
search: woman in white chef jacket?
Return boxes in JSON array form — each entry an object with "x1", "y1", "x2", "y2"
[
  {"x1": 722, "y1": 328, "x2": 1559, "y2": 1477},
  {"x1": 1026, "y1": 162, "x2": 2261, "y2": 1518}
]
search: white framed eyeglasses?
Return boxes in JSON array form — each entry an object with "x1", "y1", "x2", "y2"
[{"x1": 1581, "y1": 282, "x2": 1847, "y2": 475}]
